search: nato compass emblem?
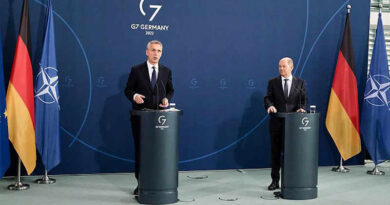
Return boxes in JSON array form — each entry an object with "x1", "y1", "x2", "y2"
[
  {"x1": 364, "y1": 74, "x2": 390, "y2": 110},
  {"x1": 35, "y1": 66, "x2": 60, "y2": 105}
]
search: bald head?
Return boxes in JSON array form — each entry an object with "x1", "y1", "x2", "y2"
[{"x1": 278, "y1": 57, "x2": 294, "y2": 78}]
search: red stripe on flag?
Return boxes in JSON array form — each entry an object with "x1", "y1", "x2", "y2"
[
  {"x1": 331, "y1": 51, "x2": 360, "y2": 133},
  {"x1": 9, "y1": 36, "x2": 35, "y2": 127}
]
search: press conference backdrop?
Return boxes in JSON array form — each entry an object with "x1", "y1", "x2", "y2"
[{"x1": 0, "y1": 0, "x2": 369, "y2": 174}]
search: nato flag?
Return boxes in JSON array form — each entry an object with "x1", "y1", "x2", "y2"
[
  {"x1": 0, "y1": 31, "x2": 10, "y2": 178},
  {"x1": 361, "y1": 13, "x2": 390, "y2": 165},
  {"x1": 35, "y1": 0, "x2": 60, "y2": 171}
]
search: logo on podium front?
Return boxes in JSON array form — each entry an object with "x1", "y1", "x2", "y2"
[
  {"x1": 156, "y1": 115, "x2": 169, "y2": 130},
  {"x1": 299, "y1": 117, "x2": 311, "y2": 131}
]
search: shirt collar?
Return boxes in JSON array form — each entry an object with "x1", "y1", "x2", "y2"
[
  {"x1": 281, "y1": 75, "x2": 293, "y2": 81},
  {"x1": 147, "y1": 61, "x2": 159, "y2": 70}
]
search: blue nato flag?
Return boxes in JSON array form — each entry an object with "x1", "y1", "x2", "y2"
[
  {"x1": 0, "y1": 31, "x2": 10, "y2": 178},
  {"x1": 35, "y1": 0, "x2": 61, "y2": 171},
  {"x1": 361, "y1": 13, "x2": 390, "y2": 165}
]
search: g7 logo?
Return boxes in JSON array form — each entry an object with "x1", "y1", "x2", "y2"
[
  {"x1": 139, "y1": 0, "x2": 162, "y2": 22},
  {"x1": 302, "y1": 117, "x2": 309, "y2": 127},
  {"x1": 158, "y1": 115, "x2": 167, "y2": 125}
]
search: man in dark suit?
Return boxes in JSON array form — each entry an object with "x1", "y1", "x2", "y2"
[
  {"x1": 264, "y1": 57, "x2": 307, "y2": 191},
  {"x1": 124, "y1": 40, "x2": 174, "y2": 195}
]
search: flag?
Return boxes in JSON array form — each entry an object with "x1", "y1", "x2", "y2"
[
  {"x1": 0, "y1": 31, "x2": 10, "y2": 178},
  {"x1": 6, "y1": 0, "x2": 36, "y2": 175},
  {"x1": 361, "y1": 13, "x2": 390, "y2": 165},
  {"x1": 35, "y1": 0, "x2": 60, "y2": 171},
  {"x1": 326, "y1": 11, "x2": 361, "y2": 160}
]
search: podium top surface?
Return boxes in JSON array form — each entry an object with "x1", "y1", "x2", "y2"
[
  {"x1": 132, "y1": 108, "x2": 183, "y2": 115},
  {"x1": 273, "y1": 112, "x2": 319, "y2": 118}
]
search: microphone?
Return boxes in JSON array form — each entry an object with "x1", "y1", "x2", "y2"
[
  {"x1": 159, "y1": 79, "x2": 166, "y2": 99},
  {"x1": 155, "y1": 79, "x2": 159, "y2": 110},
  {"x1": 291, "y1": 83, "x2": 307, "y2": 112},
  {"x1": 159, "y1": 79, "x2": 167, "y2": 109}
]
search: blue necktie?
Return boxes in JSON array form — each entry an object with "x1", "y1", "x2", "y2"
[
  {"x1": 151, "y1": 66, "x2": 156, "y2": 90},
  {"x1": 284, "y1": 79, "x2": 289, "y2": 98}
]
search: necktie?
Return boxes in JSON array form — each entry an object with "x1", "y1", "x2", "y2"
[
  {"x1": 151, "y1": 66, "x2": 156, "y2": 90},
  {"x1": 284, "y1": 79, "x2": 289, "y2": 98}
]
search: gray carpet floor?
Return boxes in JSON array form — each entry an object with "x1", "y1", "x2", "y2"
[{"x1": 1, "y1": 161, "x2": 389, "y2": 205}]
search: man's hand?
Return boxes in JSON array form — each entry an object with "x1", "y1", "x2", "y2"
[
  {"x1": 267, "y1": 106, "x2": 277, "y2": 114},
  {"x1": 159, "y1": 98, "x2": 169, "y2": 108},
  {"x1": 297, "y1": 108, "x2": 306, "y2": 113},
  {"x1": 134, "y1": 94, "x2": 145, "y2": 104}
]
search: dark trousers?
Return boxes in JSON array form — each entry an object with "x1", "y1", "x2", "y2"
[
  {"x1": 270, "y1": 130, "x2": 283, "y2": 182},
  {"x1": 131, "y1": 115, "x2": 140, "y2": 182}
]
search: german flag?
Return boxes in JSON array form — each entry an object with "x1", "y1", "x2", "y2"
[
  {"x1": 326, "y1": 12, "x2": 361, "y2": 161},
  {"x1": 6, "y1": 0, "x2": 36, "y2": 175}
]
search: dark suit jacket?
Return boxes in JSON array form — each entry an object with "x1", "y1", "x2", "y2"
[
  {"x1": 264, "y1": 75, "x2": 307, "y2": 131},
  {"x1": 124, "y1": 62, "x2": 174, "y2": 110}
]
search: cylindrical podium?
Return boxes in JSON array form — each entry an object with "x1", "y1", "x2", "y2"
[
  {"x1": 132, "y1": 109, "x2": 183, "y2": 204},
  {"x1": 275, "y1": 112, "x2": 319, "y2": 200}
]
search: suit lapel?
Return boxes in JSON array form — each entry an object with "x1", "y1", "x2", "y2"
[
  {"x1": 288, "y1": 77, "x2": 297, "y2": 99},
  {"x1": 142, "y1": 62, "x2": 153, "y2": 91},
  {"x1": 276, "y1": 76, "x2": 286, "y2": 100},
  {"x1": 157, "y1": 64, "x2": 163, "y2": 84}
]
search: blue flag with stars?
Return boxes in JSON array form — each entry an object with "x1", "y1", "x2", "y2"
[
  {"x1": 361, "y1": 13, "x2": 390, "y2": 165},
  {"x1": 35, "y1": 0, "x2": 61, "y2": 171},
  {"x1": 0, "y1": 30, "x2": 10, "y2": 178}
]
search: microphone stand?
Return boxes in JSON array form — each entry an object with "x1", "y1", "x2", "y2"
[
  {"x1": 292, "y1": 83, "x2": 307, "y2": 112},
  {"x1": 155, "y1": 80, "x2": 159, "y2": 110},
  {"x1": 160, "y1": 80, "x2": 167, "y2": 108}
]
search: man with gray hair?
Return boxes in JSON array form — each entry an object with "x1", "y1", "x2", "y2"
[
  {"x1": 264, "y1": 57, "x2": 307, "y2": 190},
  {"x1": 124, "y1": 40, "x2": 174, "y2": 195}
]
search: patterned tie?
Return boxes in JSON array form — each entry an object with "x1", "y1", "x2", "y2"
[
  {"x1": 151, "y1": 66, "x2": 156, "y2": 90},
  {"x1": 284, "y1": 79, "x2": 289, "y2": 98}
]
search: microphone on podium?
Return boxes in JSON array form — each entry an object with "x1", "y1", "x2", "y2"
[{"x1": 291, "y1": 83, "x2": 307, "y2": 112}]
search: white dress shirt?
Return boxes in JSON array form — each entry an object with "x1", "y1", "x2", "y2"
[{"x1": 147, "y1": 61, "x2": 159, "y2": 81}]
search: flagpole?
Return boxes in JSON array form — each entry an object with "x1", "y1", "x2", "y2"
[
  {"x1": 331, "y1": 157, "x2": 350, "y2": 173},
  {"x1": 8, "y1": 158, "x2": 30, "y2": 190},
  {"x1": 330, "y1": 5, "x2": 353, "y2": 173},
  {"x1": 35, "y1": 169, "x2": 56, "y2": 184},
  {"x1": 365, "y1": 6, "x2": 383, "y2": 176}
]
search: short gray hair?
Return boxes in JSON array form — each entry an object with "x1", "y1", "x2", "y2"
[
  {"x1": 280, "y1": 57, "x2": 294, "y2": 68},
  {"x1": 146, "y1": 40, "x2": 163, "y2": 50}
]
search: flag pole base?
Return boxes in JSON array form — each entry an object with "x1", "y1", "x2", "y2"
[
  {"x1": 35, "y1": 176, "x2": 56, "y2": 184},
  {"x1": 8, "y1": 158, "x2": 29, "y2": 190},
  {"x1": 35, "y1": 170, "x2": 56, "y2": 184},
  {"x1": 8, "y1": 182, "x2": 30, "y2": 191},
  {"x1": 367, "y1": 167, "x2": 385, "y2": 175},
  {"x1": 331, "y1": 166, "x2": 350, "y2": 173}
]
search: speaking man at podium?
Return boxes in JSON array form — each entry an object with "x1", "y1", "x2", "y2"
[
  {"x1": 263, "y1": 57, "x2": 307, "y2": 191},
  {"x1": 124, "y1": 40, "x2": 174, "y2": 195}
]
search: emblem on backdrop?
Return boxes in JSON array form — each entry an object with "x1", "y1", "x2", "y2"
[
  {"x1": 246, "y1": 79, "x2": 255, "y2": 89},
  {"x1": 219, "y1": 78, "x2": 228, "y2": 90},
  {"x1": 62, "y1": 75, "x2": 74, "y2": 88},
  {"x1": 130, "y1": 0, "x2": 170, "y2": 36},
  {"x1": 96, "y1": 76, "x2": 108, "y2": 88},
  {"x1": 190, "y1": 78, "x2": 200, "y2": 89}
]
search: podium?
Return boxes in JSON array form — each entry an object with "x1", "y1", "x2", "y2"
[
  {"x1": 132, "y1": 109, "x2": 183, "y2": 204},
  {"x1": 275, "y1": 112, "x2": 319, "y2": 200}
]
